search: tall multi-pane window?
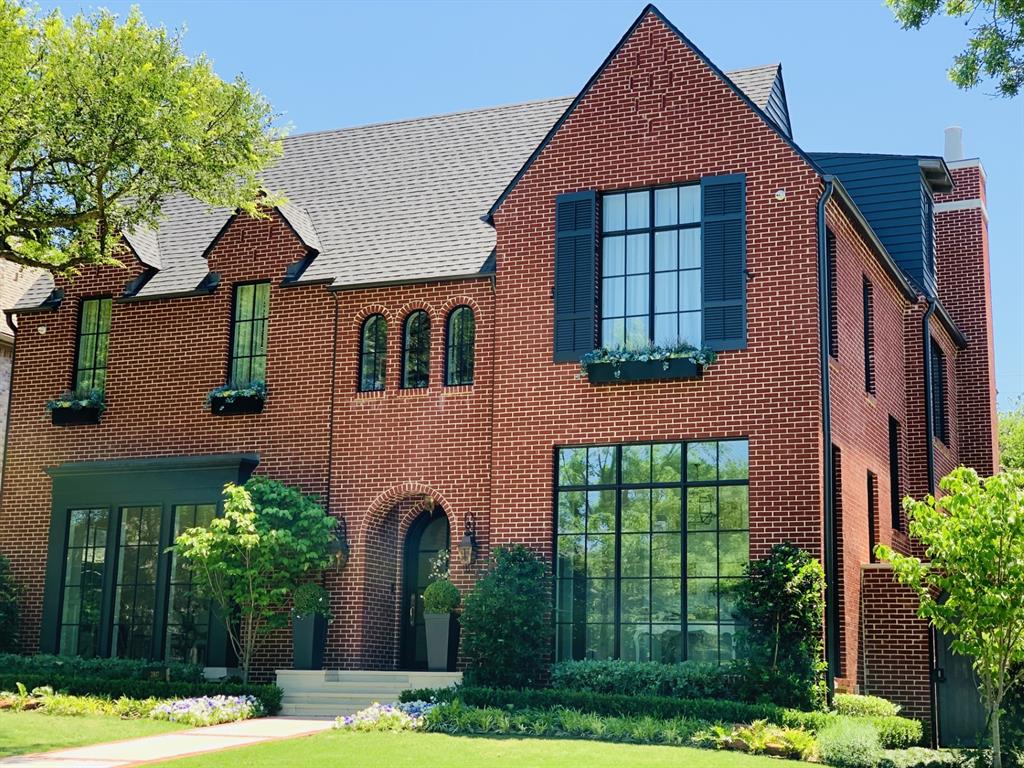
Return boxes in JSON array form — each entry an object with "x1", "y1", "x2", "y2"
[
  {"x1": 600, "y1": 185, "x2": 702, "y2": 349},
  {"x1": 359, "y1": 314, "x2": 387, "y2": 391},
  {"x1": 165, "y1": 504, "x2": 216, "y2": 664},
  {"x1": 888, "y1": 416, "x2": 903, "y2": 531},
  {"x1": 930, "y1": 340, "x2": 948, "y2": 444},
  {"x1": 59, "y1": 508, "x2": 109, "y2": 657},
  {"x1": 867, "y1": 472, "x2": 878, "y2": 563},
  {"x1": 230, "y1": 283, "x2": 270, "y2": 386},
  {"x1": 862, "y1": 277, "x2": 875, "y2": 395},
  {"x1": 826, "y1": 230, "x2": 838, "y2": 358},
  {"x1": 74, "y1": 298, "x2": 112, "y2": 395},
  {"x1": 445, "y1": 306, "x2": 475, "y2": 386},
  {"x1": 110, "y1": 506, "x2": 162, "y2": 659},
  {"x1": 554, "y1": 439, "x2": 749, "y2": 664},
  {"x1": 401, "y1": 311, "x2": 430, "y2": 389}
]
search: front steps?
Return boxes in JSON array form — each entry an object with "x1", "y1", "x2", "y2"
[{"x1": 276, "y1": 670, "x2": 462, "y2": 717}]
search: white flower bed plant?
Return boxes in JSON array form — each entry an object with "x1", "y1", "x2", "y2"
[
  {"x1": 149, "y1": 695, "x2": 264, "y2": 727},
  {"x1": 334, "y1": 700, "x2": 435, "y2": 732}
]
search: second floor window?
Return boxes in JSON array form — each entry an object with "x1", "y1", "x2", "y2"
[
  {"x1": 230, "y1": 283, "x2": 270, "y2": 386},
  {"x1": 75, "y1": 298, "x2": 112, "y2": 394},
  {"x1": 600, "y1": 185, "x2": 701, "y2": 349},
  {"x1": 360, "y1": 314, "x2": 387, "y2": 392},
  {"x1": 446, "y1": 306, "x2": 475, "y2": 386},
  {"x1": 402, "y1": 310, "x2": 430, "y2": 389},
  {"x1": 930, "y1": 340, "x2": 948, "y2": 444}
]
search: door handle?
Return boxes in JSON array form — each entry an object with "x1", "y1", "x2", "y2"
[{"x1": 409, "y1": 597, "x2": 417, "y2": 626}]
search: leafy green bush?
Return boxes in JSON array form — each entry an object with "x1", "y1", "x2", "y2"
[
  {"x1": 869, "y1": 716, "x2": 925, "y2": 750},
  {"x1": 694, "y1": 719, "x2": 817, "y2": 760},
  {"x1": 879, "y1": 747, "x2": 965, "y2": 768},
  {"x1": 292, "y1": 583, "x2": 330, "y2": 619},
  {"x1": 818, "y1": 719, "x2": 885, "y2": 768},
  {"x1": 0, "y1": 654, "x2": 203, "y2": 682},
  {"x1": 0, "y1": 556, "x2": 21, "y2": 652},
  {"x1": 837, "y1": 694, "x2": 901, "y2": 718},
  {"x1": 0, "y1": 674, "x2": 282, "y2": 714},
  {"x1": 423, "y1": 579, "x2": 461, "y2": 614},
  {"x1": 460, "y1": 545, "x2": 551, "y2": 688}
]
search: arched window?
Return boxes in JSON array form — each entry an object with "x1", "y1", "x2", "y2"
[
  {"x1": 445, "y1": 306, "x2": 475, "y2": 386},
  {"x1": 401, "y1": 310, "x2": 430, "y2": 389},
  {"x1": 359, "y1": 314, "x2": 387, "y2": 391}
]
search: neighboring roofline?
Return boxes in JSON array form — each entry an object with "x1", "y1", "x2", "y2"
[
  {"x1": 327, "y1": 270, "x2": 494, "y2": 293},
  {"x1": 484, "y1": 3, "x2": 825, "y2": 223},
  {"x1": 773, "y1": 63, "x2": 793, "y2": 139},
  {"x1": 116, "y1": 272, "x2": 220, "y2": 303},
  {"x1": 918, "y1": 156, "x2": 954, "y2": 194},
  {"x1": 5, "y1": 288, "x2": 64, "y2": 317}
]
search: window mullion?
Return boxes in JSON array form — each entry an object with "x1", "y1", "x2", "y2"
[{"x1": 613, "y1": 445, "x2": 622, "y2": 660}]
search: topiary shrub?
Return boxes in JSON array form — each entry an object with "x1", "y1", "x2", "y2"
[
  {"x1": 0, "y1": 555, "x2": 22, "y2": 652},
  {"x1": 836, "y1": 693, "x2": 901, "y2": 718},
  {"x1": 423, "y1": 579, "x2": 461, "y2": 614},
  {"x1": 460, "y1": 544, "x2": 552, "y2": 688},
  {"x1": 818, "y1": 719, "x2": 885, "y2": 768}
]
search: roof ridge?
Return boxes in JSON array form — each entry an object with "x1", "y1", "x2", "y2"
[{"x1": 725, "y1": 63, "x2": 780, "y2": 74}]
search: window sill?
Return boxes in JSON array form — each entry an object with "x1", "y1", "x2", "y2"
[
  {"x1": 586, "y1": 358, "x2": 703, "y2": 385},
  {"x1": 50, "y1": 406, "x2": 102, "y2": 426},
  {"x1": 210, "y1": 394, "x2": 265, "y2": 416}
]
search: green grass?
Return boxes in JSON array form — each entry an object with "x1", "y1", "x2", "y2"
[
  {"x1": 0, "y1": 711, "x2": 187, "y2": 757},
  {"x1": 147, "y1": 731, "x2": 806, "y2": 768}
]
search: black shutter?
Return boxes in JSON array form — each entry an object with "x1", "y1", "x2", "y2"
[
  {"x1": 553, "y1": 190, "x2": 597, "y2": 362},
  {"x1": 701, "y1": 174, "x2": 747, "y2": 351}
]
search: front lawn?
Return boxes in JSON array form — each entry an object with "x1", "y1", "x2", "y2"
[
  {"x1": 0, "y1": 710, "x2": 187, "y2": 757},
  {"x1": 146, "y1": 730, "x2": 804, "y2": 768}
]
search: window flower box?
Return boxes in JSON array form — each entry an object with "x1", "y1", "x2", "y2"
[
  {"x1": 206, "y1": 381, "x2": 266, "y2": 416},
  {"x1": 47, "y1": 390, "x2": 104, "y2": 426},
  {"x1": 580, "y1": 343, "x2": 716, "y2": 386}
]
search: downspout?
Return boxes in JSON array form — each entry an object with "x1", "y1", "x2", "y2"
[
  {"x1": 817, "y1": 179, "x2": 838, "y2": 702},
  {"x1": 0, "y1": 312, "x2": 18, "y2": 510},
  {"x1": 922, "y1": 299, "x2": 937, "y2": 494}
]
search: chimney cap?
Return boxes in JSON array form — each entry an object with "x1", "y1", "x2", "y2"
[{"x1": 944, "y1": 126, "x2": 964, "y2": 162}]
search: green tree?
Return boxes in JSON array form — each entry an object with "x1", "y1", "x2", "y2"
[
  {"x1": 999, "y1": 398, "x2": 1024, "y2": 469},
  {"x1": 876, "y1": 468, "x2": 1024, "y2": 768},
  {"x1": 173, "y1": 477, "x2": 336, "y2": 682},
  {"x1": 0, "y1": 1, "x2": 281, "y2": 274},
  {"x1": 460, "y1": 544, "x2": 552, "y2": 689},
  {"x1": 887, "y1": 0, "x2": 1024, "y2": 96},
  {"x1": 0, "y1": 554, "x2": 22, "y2": 652}
]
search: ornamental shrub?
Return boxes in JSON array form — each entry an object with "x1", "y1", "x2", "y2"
[
  {"x1": 818, "y1": 719, "x2": 885, "y2": 768},
  {"x1": 0, "y1": 556, "x2": 21, "y2": 652},
  {"x1": 0, "y1": 653, "x2": 204, "y2": 682},
  {"x1": 836, "y1": 694, "x2": 901, "y2": 718},
  {"x1": 423, "y1": 579, "x2": 461, "y2": 614},
  {"x1": 460, "y1": 544, "x2": 552, "y2": 688},
  {"x1": 879, "y1": 747, "x2": 965, "y2": 768},
  {"x1": 292, "y1": 583, "x2": 331, "y2": 619}
]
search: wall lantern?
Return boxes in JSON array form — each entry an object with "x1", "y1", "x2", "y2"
[
  {"x1": 458, "y1": 513, "x2": 477, "y2": 566},
  {"x1": 330, "y1": 518, "x2": 351, "y2": 570}
]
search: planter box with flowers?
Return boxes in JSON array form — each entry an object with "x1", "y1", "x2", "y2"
[
  {"x1": 580, "y1": 344, "x2": 717, "y2": 385},
  {"x1": 206, "y1": 381, "x2": 266, "y2": 416},
  {"x1": 46, "y1": 389, "x2": 105, "y2": 426}
]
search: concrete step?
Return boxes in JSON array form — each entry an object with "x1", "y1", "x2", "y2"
[
  {"x1": 275, "y1": 669, "x2": 462, "y2": 718},
  {"x1": 280, "y1": 702, "x2": 360, "y2": 717}
]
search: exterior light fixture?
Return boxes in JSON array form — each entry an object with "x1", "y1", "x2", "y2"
[
  {"x1": 775, "y1": 189, "x2": 787, "y2": 201},
  {"x1": 458, "y1": 513, "x2": 477, "y2": 566},
  {"x1": 330, "y1": 518, "x2": 351, "y2": 570}
]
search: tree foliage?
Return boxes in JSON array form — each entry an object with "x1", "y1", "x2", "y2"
[
  {"x1": 0, "y1": 1, "x2": 282, "y2": 273},
  {"x1": 460, "y1": 544, "x2": 552, "y2": 689},
  {"x1": 876, "y1": 468, "x2": 1024, "y2": 768},
  {"x1": 0, "y1": 554, "x2": 21, "y2": 652},
  {"x1": 173, "y1": 477, "x2": 336, "y2": 682},
  {"x1": 887, "y1": 0, "x2": 1024, "y2": 96},
  {"x1": 999, "y1": 398, "x2": 1024, "y2": 470}
]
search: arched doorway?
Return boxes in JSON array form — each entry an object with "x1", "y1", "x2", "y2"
[{"x1": 399, "y1": 510, "x2": 449, "y2": 670}]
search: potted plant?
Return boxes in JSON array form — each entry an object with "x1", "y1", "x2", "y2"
[
  {"x1": 291, "y1": 582, "x2": 330, "y2": 671},
  {"x1": 46, "y1": 389, "x2": 105, "y2": 426},
  {"x1": 422, "y1": 577, "x2": 460, "y2": 672},
  {"x1": 206, "y1": 380, "x2": 266, "y2": 416}
]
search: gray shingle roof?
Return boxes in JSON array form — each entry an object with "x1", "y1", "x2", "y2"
[{"x1": 11, "y1": 66, "x2": 785, "y2": 310}]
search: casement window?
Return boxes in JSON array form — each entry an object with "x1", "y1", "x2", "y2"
[
  {"x1": 230, "y1": 283, "x2": 270, "y2": 386},
  {"x1": 930, "y1": 340, "x2": 948, "y2": 444},
  {"x1": 445, "y1": 306, "x2": 476, "y2": 386},
  {"x1": 58, "y1": 508, "x2": 109, "y2": 657},
  {"x1": 166, "y1": 504, "x2": 217, "y2": 664},
  {"x1": 553, "y1": 175, "x2": 746, "y2": 362},
  {"x1": 401, "y1": 311, "x2": 430, "y2": 389},
  {"x1": 888, "y1": 416, "x2": 903, "y2": 531},
  {"x1": 359, "y1": 314, "x2": 388, "y2": 392},
  {"x1": 862, "y1": 277, "x2": 875, "y2": 395},
  {"x1": 867, "y1": 472, "x2": 878, "y2": 563},
  {"x1": 826, "y1": 229, "x2": 838, "y2": 359},
  {"x1": 554, "y1": 439, "x2": 749, "y2": 664},
  {"x1": 74, "y1": 298, "x2": 112, "y2": 395}
]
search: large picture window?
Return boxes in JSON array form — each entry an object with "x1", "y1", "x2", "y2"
[
  {"x1": 555, "y1": 439, "x2": 748, "y2": 664},
  {"x1": 59, "y1": 508, "x2": 110, "y2": 658},
  {"x1": 230, "y1": 283, "x2": 270, "y2": 386},
  {"x1": 166, "y1": 504, "x2": 217, "y2": 664},
  {"x1": 74, "y1": 298, "x2": 112, "y2": 395},
  {"x1": 111, "y1": 506, "x2": 162, "y2": 659},
  {"x1": 600, "y1": 185, "x2": 701, "y2": 349}
]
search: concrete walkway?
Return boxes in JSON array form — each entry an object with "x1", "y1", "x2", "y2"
[{"x1": 0, "y1": 717, "x2": 333, "y2": 768}]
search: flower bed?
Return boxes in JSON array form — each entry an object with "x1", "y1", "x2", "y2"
[
  {"x1": 334, "y1": 701, "x2": 435, "y2": 732},
  {"x1": 149, "y1": 695, "x2": 264, "y2": 727}
]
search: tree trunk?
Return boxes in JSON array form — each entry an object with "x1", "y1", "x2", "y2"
[{"x1": 991, "y1": 708, "x2": 1002, "y2": 768}]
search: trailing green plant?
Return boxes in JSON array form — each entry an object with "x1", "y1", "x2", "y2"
[
  {"x1": 46, "y1": 388, "x2": 104, "y2": 412},
  {"x1": 579, "y1": 342, "x2": 717, "y2": 376},
  {"x1": 0, "y1": 654, "x2": 203, "y2": 682},
  {"x1": 734, "y1": 542, "x2": 828, "y2": 710},
  {"x1": 291, "y1": 582, "x2": 330, "y2": 619},
  {"x1": 694, "y1": 719, "x2": 817, "y2": 760},
  {"x1": 818, "y1": 718, "x2": 885, "y2": 768},
  {"x1": 205, "y1": 380, "x2": 267, "y2": 409},
  {"x1": 174, "y1": 476, "x2": 337, "y2": 681},
  {"x1": 836, "y1": 694, "x2": 901, "y2": 718},
  {"x1": 423, "y1": 579, "x2": 461, "y2": 614},
  {"x1": 0, "y1": 555, "x2": 21, "y2": 652},
  {"x1": 460, "y1": 544, "x2": 552, "y2": 688}
]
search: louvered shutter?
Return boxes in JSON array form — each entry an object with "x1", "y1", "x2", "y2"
[
  {"x1": 553, "y1": 190, "x2": 597, "y2": 362},
  {"x1": 701, "y1": 174, "x2": 747, "y2": 351}
]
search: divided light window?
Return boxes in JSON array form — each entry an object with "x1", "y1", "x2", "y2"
[
  {"x1": 862, "y1": 277, "x2": 875, "y2": 395},
  {"x1": 930, "y1": 340, "x2": 948, "y2": 444},
  {"x1": 601, "y1": 185, "x2": 702, "y2": 349},
  {"x1": 402, "y1": 311, "x2": 430, "y2": 389},
  {"x1": 445, "y1": 306, "x2": 475, "y2": 386},
  {"x1": 360, "y1": 314, "x2": 388, "y2": 391},
  {"x1": 888, "y1": 416, "x2": 902, "y2": 531},
  {"x1": 555, "y1": 439, "x2": 749, "y2": 664},
  {"x1": 230, "y1": 283, "x2": 270, "y2": 386},
  {"x1": 826, "y1": 230, "x2": 838, "y2": 358},
  {"x1": 74, "y1": 298, "x2": 112, "y2": 395}
]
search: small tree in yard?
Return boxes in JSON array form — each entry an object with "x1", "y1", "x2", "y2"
[
  {"x1": 174, "y1": 476, "x2": 336, "y2": 682},
  {"x1": 877, "y1": 468, "x2": 1024, "y2": 768},
  {"x1": 460, "y1": 544, "x2": 552, "y2": 689}
]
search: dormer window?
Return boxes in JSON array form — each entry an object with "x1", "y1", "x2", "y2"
[
  {"x1": 74, "y1": 298, "x2": 112, "y2": 395},
  {"x1": 230, "y1": 283, "x2": 270, "y2": 386}
]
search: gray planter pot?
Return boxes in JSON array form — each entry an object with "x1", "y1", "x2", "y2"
[
  {"x1": 424, "y1": 613, "x2": 453, "y2": 672},
  {"x1": 292, "y1": 614, "x2": 327, "y2": 670}
]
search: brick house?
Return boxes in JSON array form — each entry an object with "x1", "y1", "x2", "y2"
[{"x1": 0, "y1": 5, "x2": 996, "y2": 743}]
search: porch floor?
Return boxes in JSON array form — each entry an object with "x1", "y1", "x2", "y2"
[{"x1": 275, "y1": 670, "x2": 462, "y2": 717}]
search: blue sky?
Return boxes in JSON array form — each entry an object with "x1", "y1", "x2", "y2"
[{"x1": 45, "y1": 0, "x2": 1024, "y2": 407}]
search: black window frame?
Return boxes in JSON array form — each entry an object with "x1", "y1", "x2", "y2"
[
  {"x1": 401, "y1": 310, "x2": 431, "y2": 390},
  {"x1": 359, "y1": 313, "x2": 388, "y2": 392},
  {"x1": 862, "y1": 276, "x2": 875, "y2": 395},
  {"x1": 73, "y1": 296, "x2": 113, "y2": 395},
  {"x1": 888, "y1": 416, "x2": 902, "y2": 531},
  {"x1": 445, "y1": 305, "x2": 476, "y2": 387},
  {"x1": 826, "y1": 229, "x2": 838, "y2": 359},
  {"x1": 867, "y1": 471, "x2": 878, "y2": 563},
  {"x1": 228, "y1": 282, "x2": 270, "y2": 387},
  {"x1": 930, "y1": 339, "x2": 948, "y2": 444}
]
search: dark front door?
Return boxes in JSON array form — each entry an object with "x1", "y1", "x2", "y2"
[
  {"x1": 400, "y1": 511, "x2": 449, "y2": 670},
  {"x1": 936, "y1": 629, "x2": 987, "y2": 746}
]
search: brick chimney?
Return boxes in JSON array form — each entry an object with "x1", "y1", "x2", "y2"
[{"x1": 934, "y1": 128, "x2": 999, "y2": 473}]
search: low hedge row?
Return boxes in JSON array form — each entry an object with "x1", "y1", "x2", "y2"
[
  {"x1": 0, "y1": 654, "x2": 204, "y2": 682},
  {"x1": 0, "y1": 674, "x2": 282, "y2": 714},
  {"x1": 401, "y1": 686, "x2": 923, "y2": 749}
]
